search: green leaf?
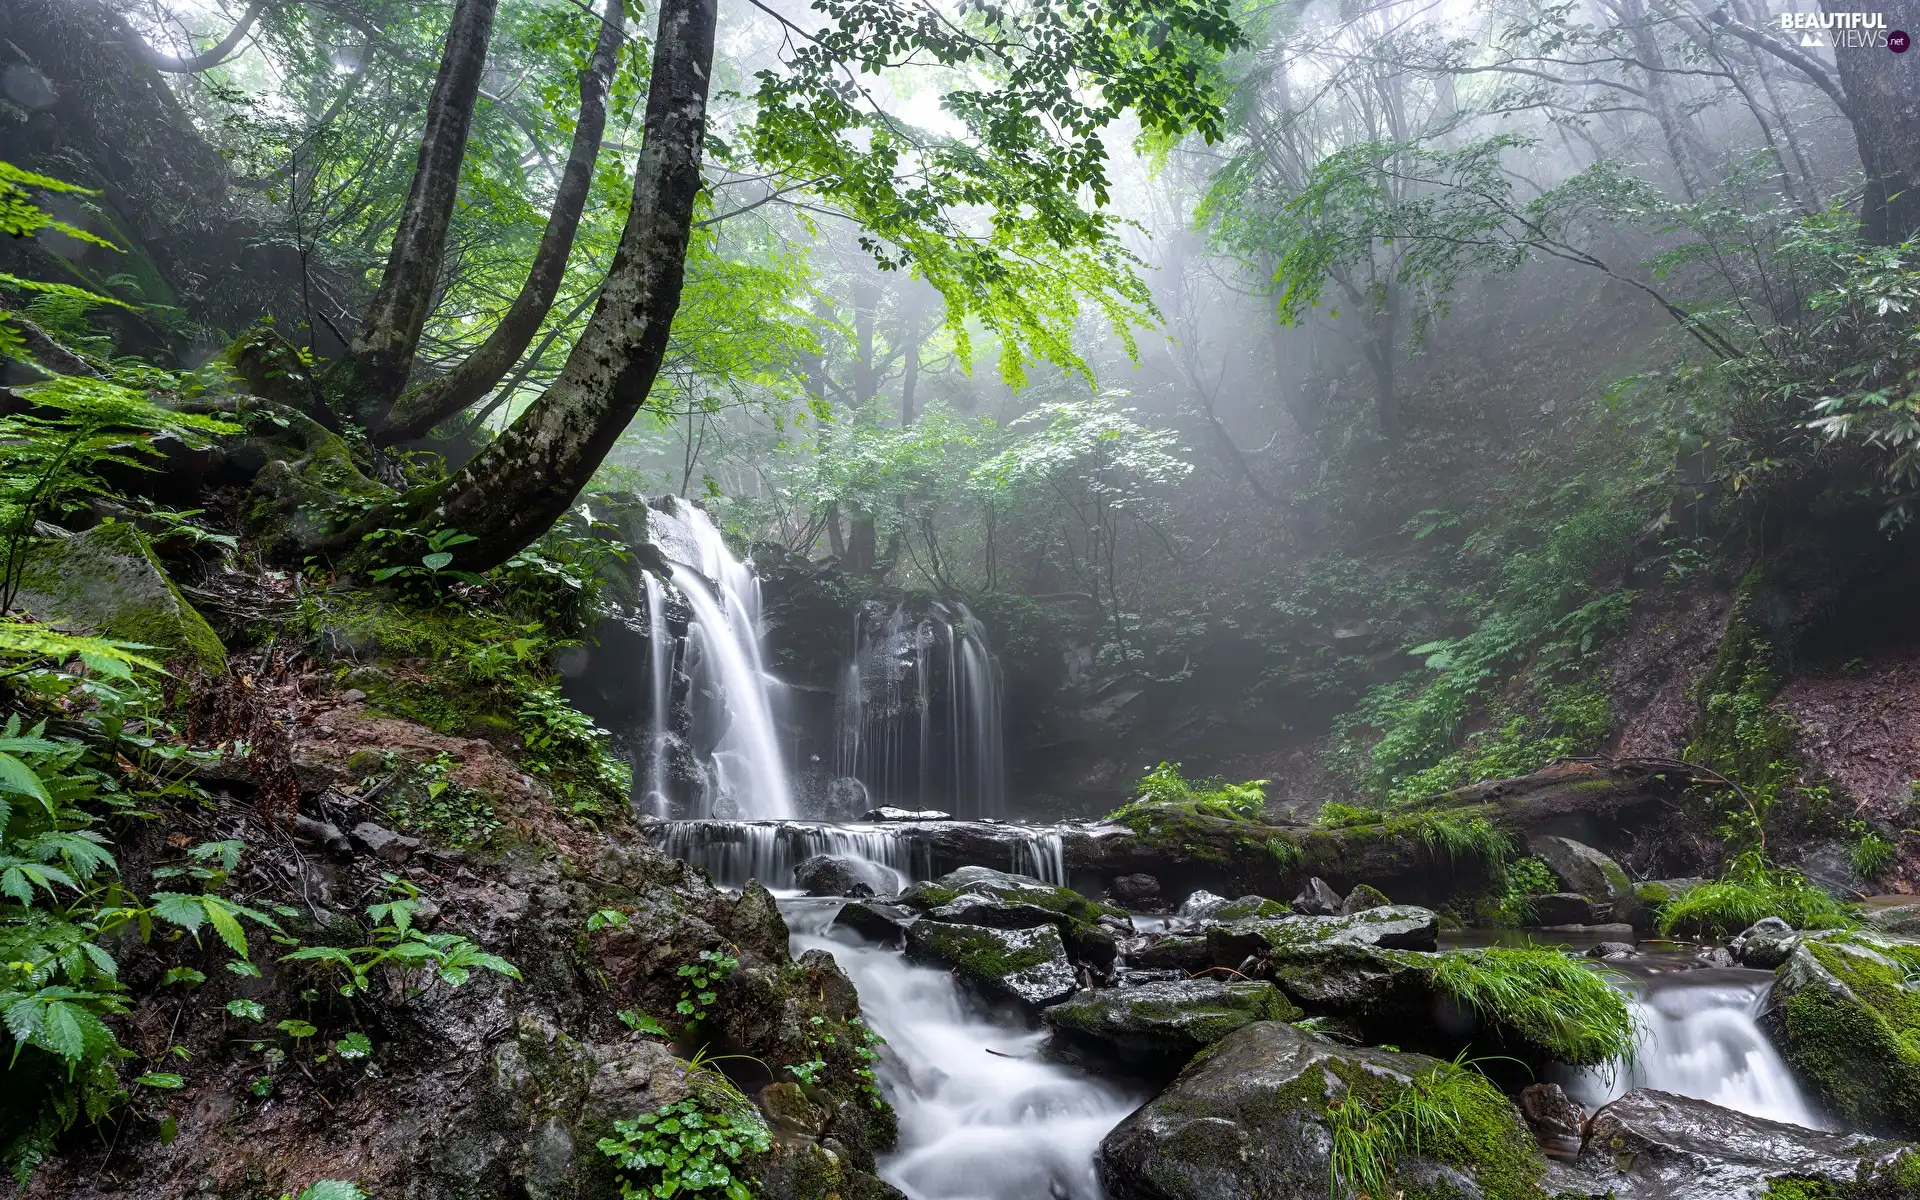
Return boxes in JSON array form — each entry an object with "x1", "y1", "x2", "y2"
[
  {"x1": 135, "y1": 1072, "x2": 185, "y2": 1089},
  {"x1": 225, "y1": 999, "x2": 267, "y2": 1021},
  {"x1": 294, "y1": 1182, "x2": 368, "y2": 1200},
  {"x1": 421, "y1": 551, "x2": 454, "y2": 571},
  {"x1": 0, "y1": 749, "x2": 50, "y2": 804},
  {"x1": 277, "y1": 1019, "x2": 317, "y2": 1039},
  {"x1": 200, "y1": 896, "x2": 249, "y2": 958},
  {"x1": 335, "y1": 1031, "x2": 372, "y2": 1060}
]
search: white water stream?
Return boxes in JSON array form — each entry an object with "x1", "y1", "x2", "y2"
[
  {"x1": 1557, "y1": 964, "x2": 1825, "y2": 1128},
  {"x1": 785, "y1": 898, "x2": 1140, "y2": 1200}
]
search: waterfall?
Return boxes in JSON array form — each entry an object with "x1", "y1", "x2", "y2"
[
  {"x1": 835, "y1": 599, "x2": 1006, "y2": 819},
  {"x1": 785, "y1": 898, "x2": 1138, "y2": 1200},
  {"x1": 639, "y1": 570, "x2": 674, "y2": 819},
  {"x1": 1557, "y1": 965, "x2": 1826, "y2": 1128},
  {"x1": 649, "y1": 819, "x2": 1071, "y2": 889},
  {"x1": 654, "y1": 501, "x2": 794, "y2": 820}
]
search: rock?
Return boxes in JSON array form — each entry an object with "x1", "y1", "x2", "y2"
[
  {"x1": 794, "y1": 854, "x2": 889, "y2": 897},
  {"x1": 1519, "y1": 1082, "x2": 1585, "y2": 1160},
  {"x1": 1176, "y1": 890, "x2": 1229, "y2": 921},
  {"x1": 860, "y1": 807, "x2": 951, "y2": 822},
  {"x1": 350, "y1": 821, "x2": 422, "y2": 864},
  {"x1": 1530, "y1": 892, "x2": 1598, "y2": 926},
  {"x1": 1340, "y1": 883, "x2": 1392, "y2": 915},
  {"x1": 904, "y1": 920, "x2": 1078, "y2": 1010},
  {"x1": 339, "y1": 687, "x2": 368, "y2": 704},
  {"x1": 1528, "y1": 835, "x2": 1640, "y2": 926},
  {"x1": 7, "y1": 521, "x2": 226, "y2": 670},
  {"x1": 1044, "y1": 980, "x2": 1301, "y2": 1078},
  {"x1": 905, "y1": 866, "x2": 1120, "y2": 926},
  {"x1": 1864, "y1": 902, "x2": 1920, "y2": 936},
  {"x1": 1108, "y1": 873, "x2": 1162, "y2": 907},
  {"x1": 293, "y1": 813, "x2": 351, "y2": 858},
  {"x1": 1548, "y1": 1088, "x2": 1915, "y2": 1200},
  {"x1": 1539, "y1": 923, "x2": 1637, "y2": 940},
  {"x1": 831, "y1": 900, "x2": 917, "y2": 946},
  {"x1": 1127, "y1": 934, "x2": 1213, "y2": 974},
  {"x1": 1728, "y1": 916, "x2": 1797, "y2": 968},
  {"x1": 1206, "y1": 905, "x2": 1441, "y2": 964},
  {"x1": 1798, "y1": 840, "x2": 1869, "y2": 900},
  {"x1": 1693, "y1": 947, "x2": 1736, "y2": 968},
  {"x1": 1761, "y1": 932, "x2": 1920, "y2": 1137},
  {"x1": 1207, "y1": 895, "x2": 1289, "y2": 922},
  {"x1": 1097, "y1": 1021, "x2": 1545, "y2": 1200},
  {"x1": 926, "y1": 892, "x2": 1062, "y2": 930},
  {"x1": 1115, "y1": 968, "x2": 1188, "y2": 987},
  {"x1": 759, "y1": 1081, "x2": 825, "y2": 1136},
  {"x1": 1290, "y1": 876, "x2": 1342, "y2": 915},
  {"x1": 1586, "y1": 941, "x2": 1638, "y2": 959}
]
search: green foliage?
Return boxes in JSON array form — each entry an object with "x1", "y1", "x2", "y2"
[
  {"x1": 373, "y1": 752, "x2": 499, "y2": 848},
  {"x1": 1657, "y1": 851, "x2": 1855, "y2": 938},
  {"x1": 279, "y1": 876, "x2": 519, "y2": 999},
  {"x1": 1850, "y1": 828, "x2": 1898, "y2": 884},
  {"x1": 1326, "y1": 1052, "x2": 1543, "y2": 1200},
  {"x1": 1111, "y1": 762, "x2": 1269, "y2": 822},
  {"x1": 1425, "y1": 947, "x2": 1637, "y2": 1066},
  {"x1": 674, "y1": 950, "x2": 737, "y2": 1026},
  {"x1": 1492, "y1": 857, "x2": 1560, "y2": 927},
  {"x1": 279, "y1": 1182, "x2": 368, "y2": 1200},
  {"x1": 597, "y1": 1096, "x2": 771, "y2": 1200}
]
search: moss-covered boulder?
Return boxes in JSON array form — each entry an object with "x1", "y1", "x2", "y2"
[
  {"x1": 1097, "y1": 1021, "x2": 1548, "y2": 1200},
  {"x1": 1127, "y1": 933, "x2": 1213, "y2": 974},
  {"x1": 1762, "y1": 933, "x2": 1920, "y2": 1137},
  {"x1": 1205, "y1": 904, "x2": 1440, "y2": 965},
  {"x1": 1528, "y1": 834, "x2": 1641, "y2": 927},
  {"x1": 9, "y1": 521, "x2": 225, "y2": 669},
  {"x1": 904, "y1": 919, "x2": 1079, "y2": 1010},
  {"x1": 1208, "y1": 894, "x2": 1290, "y2": 921},
  {"x1": 1045, "y1": 980, "x2": 1301, "y2": 1078},
  {"x1": 904, "y1": 866, "x2": 1126, "y2": 967},
  {"x1": 1548, "y1": 1088, "x2": 1919, "y2": 1200}
]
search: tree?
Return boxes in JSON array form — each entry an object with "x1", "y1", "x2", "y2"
[{"x1": 320, "y1": 0, "x2": 1240, "y2": 570}]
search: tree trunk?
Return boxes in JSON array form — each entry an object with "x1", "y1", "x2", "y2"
[
  {"x1": 397, "y1": 0, "x2": 718, "y2": 572},
  {"x1": 335, "y1": 0, "x2": 500, "y2": 424},
  {"x1": 1823, "y1": 0, "x2": 1920, "y2": 245},
  {"x1": 373, "y1": 1, "x2": 624, "y2": 445},
  {"x1": 853, "y1": 276, "x2": 879, "y2": 404},
  {"x1": 899, "y1": 307, "x2": 922, "y2": 426}
]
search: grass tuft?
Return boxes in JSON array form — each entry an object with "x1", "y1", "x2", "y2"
[
  {"x1": 1657, "y1": 854, "x2": 1855, "y2": 938},
  {"x1": 1427, "y1": 946, "x2": 1636, "y2": 1066}
]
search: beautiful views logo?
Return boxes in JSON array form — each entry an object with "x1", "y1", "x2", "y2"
[{"x1": 1776, "y1": 10, "x2": 1895, "y2": 48}]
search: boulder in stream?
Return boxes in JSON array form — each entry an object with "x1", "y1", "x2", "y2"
[
  {"x1": 1290, "y1": 876, "x2": 1343, "y2": 915},
  {"x1": 1340, "y1": 883, "x2": 1392, "y2": 914},
  {"x1": 793, "y1": 854, "x2": 888, "y2": 897},
  {"x1": 1044, "y1": 980, "x2": 1300, "y2": 1078},
  {"x1": 1528, "y1": 834, "x2": 1640, "y2": 926},
  {"x1": 860, "y1": 806, "x2": 952, "y2": 822},
  {"x1": 1761, "y1": 931, "x2": 1920, "y2": 1138},
  {"x1": 904, "y1": 919, "x2": 1079, "y2": 1010},
  {"x1": 1108, "y1": 873, "x2": 1162, "y2": 907},
  {"x1": 1546, "y1": 1088, "x2": 1918, "y2": 1200},
  {"x1": 832, "y1": 899, "x2": 917, "y2": 946},
  {"x1": 1205, "y1": 904, "x2": 1441, "y2": 963},
  {"x1": 1097, "y1": 1021, "x2": 1546, "y2": 1200}
]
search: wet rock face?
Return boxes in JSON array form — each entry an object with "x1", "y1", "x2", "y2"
[
  {"x1": 1097, "y1": 1021, "x2": 1543, "y2": 1200},
  {"x1": 1546, "y1": 1088, "x2": 1916, "y2": 1200},
  {"x1": 1290, "y1": 876, "x2": 1343, "y2": 915},
  {"x1": 1044, "y1": 980, "x2": 1301, "y2": 1079},
  {"x1": 1340, "y1": 883, "x2": 1391, "y2": 915},
  {"x1": 1528, "y1": 834, "x2": 1640, "y2": 926},
  {"x1": 1531, "y1": 892, "x2": 1598, "y2": 926},
  {"x1": 1728, "y1": 916, "x2": 1798, "y2": 968},
  {"x1": 1761, "y1": 933, "x2": 1920, "y2": 1138},
  {"x1": 832, "y1": 899, "x2": 917, "y2": 946},
  {"x1": 1204, "y1": 904, "x2": 1441, "y2": 964},
  {"x1": 793, "y1": 853, "x2": 885, "y2": 897},
  {"x1": 1519, "y1": 1082, "x2": 1586, "y2": 1160},
  {"x1": 904, "y1": 920, "x2": 1079, "y2": 1010},
  {"x1": 1108, "y1": 873, "x2": 1163, "y2": 907}
]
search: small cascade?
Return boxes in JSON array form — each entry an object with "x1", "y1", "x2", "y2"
[
  {"x1": 637, "y1": 570, "x2": 675, "y2": 818},
  {"x1": 835, "y1": 599, "x2": 1006, "y2": 819},
  {"x1": 651, "y1": 500, "x2": 794, "y2": 820},
  {"x1": 649, "y1": 819, "x2": 1070, "y2": 889},
  {"x1": 1558, "y1": 965, "x2": 1826, "y2": 1128},
  {"x1": 785, "y1": 899, "x2": 1138, "y2": 1200}
]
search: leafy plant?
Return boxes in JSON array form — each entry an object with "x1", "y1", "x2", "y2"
[
  {"x1": 280, "y1": 876, "x2": 519, "y2": 999},
  {"x1": 674, "y1": 950, "x2": 737, "y2": 1026},
  {"x1": 375, "y1": 751, "x2": 498, "y2": 847},
  {"x1": 1111, "y1": 762, "x2": 1269, "y2": 822},
  {"x1": 1425, "y1": 946, "x2": 1636, "y2": 1066},
  {"x1": 1851, "y1": 829, "x2": 1898, "y2": 883},
  {"x1": 597, "y1": 1096, "x2": 770, "y2": 1200},
  {"x1": 1658, "y1": 851, "x2": 1856, "y2": 937},
  {"x1": 1493, "y1": 857, "x2": 1559, "y2": 927}
]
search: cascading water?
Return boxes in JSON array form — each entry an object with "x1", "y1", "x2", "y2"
[
  {"x1": 651, "y1": 500, "x2": 794, "y2": 820},
  {"x1": 638, "y1": 569, "x2": 675, "y2": 818},
  {"x1": 650, "y1": 819, "x2": 1069, "y2": 889},
  {"x1": 835, "y1": 599, "x2": 1006, "y2": 819},
  {"x1": 1558, "y1": 964, "x2": 1825, "y2": 1128},
  {"x1": 785, "y1": 898, "x2": 1139, "y2": 1200}
]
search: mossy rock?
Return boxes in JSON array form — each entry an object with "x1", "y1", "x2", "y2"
[
  {"x1": 1097, "y1": 1020, "x2": 1547, "y2": 1200},
  {"x1": 903, "y1": 919, "x2": 1078, "y2": 1010},
  {"x1": 7, "y1": 521, "x2": 224, "y2": 670},
  {"x1": 1045, "y1": 979, "x2": 1301, "y2": 1079},
  {"x1": 1210, "y1": 895, "x2": 1290, "y2": 921},
  {"x1": 1763, "y1": 934, "x2": 1920, "y2": 1138}
]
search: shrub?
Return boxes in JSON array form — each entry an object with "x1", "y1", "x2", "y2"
[
  {"x1": 1110, "y1": 762, "x2": 1269, "y2": 822},
  {"x1": 1657, "y1": 854, "x2": 1855, "y2": 937},
  {"x1": 1426, "y1": 946, "x2": 1637, "y2": 1066}
]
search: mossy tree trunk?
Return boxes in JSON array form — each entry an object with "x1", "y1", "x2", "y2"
[
  {"x1": 372, "y1": 1, "x2": 626, "y2": 446},
  {"x1": 390, "y1": 0, "x2": 718, "y2": 572},
  {"x1": 332, "y1": 0, "x2": 500, "y2": 425}
]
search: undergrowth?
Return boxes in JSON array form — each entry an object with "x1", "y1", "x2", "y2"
[
  {"x1": 1657, "y1": 851, "x2": 1855, "y2": 937},
  {"x1": 1424, "y1": 946, "x2": 1636, "y2": 1066},
  {"x1": 1326, "y1": 1051, "x2": 1544, "y2": 1200},
  {"x1": 1109, "y1": 762, "x2": 1269, "y2": 823}
]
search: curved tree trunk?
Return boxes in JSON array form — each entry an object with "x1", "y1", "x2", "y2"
[
  {"x1": 137, "y1": 0, "x2": 271, "y2": 73},
  {"x1": 334, "y1": 0, "x2": 499, "y2": 425},
  {"x1": 394, "y1": 0, "x2": 718, "y2": 572},
  {"x1": 1823, "y1": 0, "x2": 1920, "y2": 245},
  {"x1": 373, "y1": 2, "x2": 625, "y2": 446}
]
